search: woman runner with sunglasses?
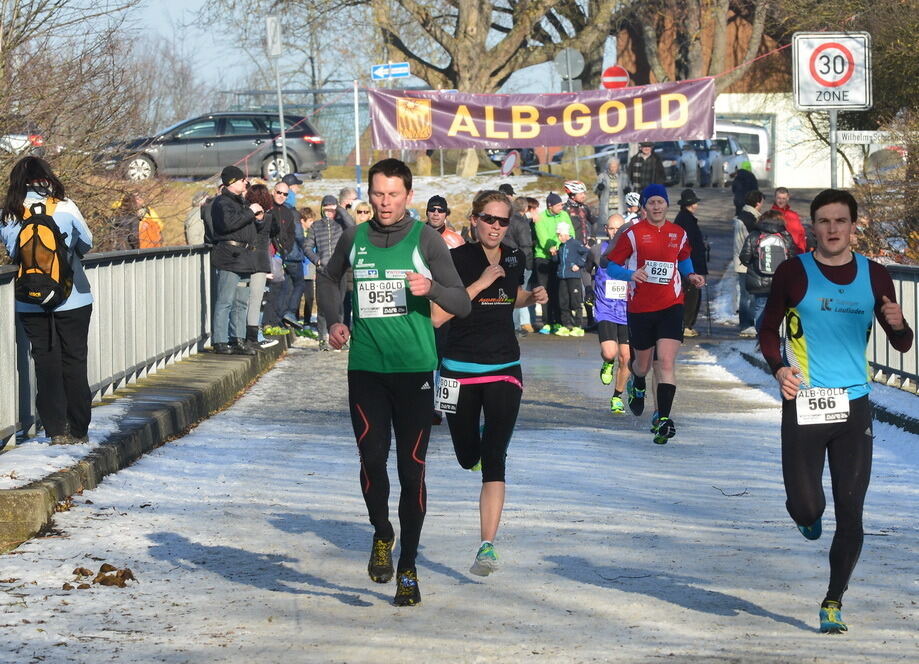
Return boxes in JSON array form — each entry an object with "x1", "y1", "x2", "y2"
[{"x1": 431, "y1": 190, "x2": 548, "y2": 576}]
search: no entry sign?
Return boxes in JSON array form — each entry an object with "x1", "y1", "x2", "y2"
[
  {"x1": 601, "y1": 65, "x2": 630, "y2": 89},
  {"x1": 793, "y1": 32, "x2": 872, "y2": 110}
]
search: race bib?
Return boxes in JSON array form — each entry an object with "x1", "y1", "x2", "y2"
[
  {"x1": 644, "y1": 260, "x2": 674, "y2": 285},
  {"x1": 604, "y1": 279, "x2": 628, "y2": 300},
  {"x1": 796, "y1": 387, "x2": 849, "y2": 425},
  {"x1": 356, "y1": 279, "x2": 407, "y2": 318},
  {"x1": 436, "y1": 377, "x2": 460, "y2": 413}
]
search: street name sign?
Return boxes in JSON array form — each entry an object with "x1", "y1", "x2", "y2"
[
  {"x1": 793, "y1": 32, "x2": 872, "y2": 110},
  {"x1": 836, "y1": 130, "x2": 891, "y2": 144}
]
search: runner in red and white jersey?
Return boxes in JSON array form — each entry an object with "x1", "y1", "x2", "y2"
[
  {"x1": 604, "y1": 184, "x2": 705, "y2": 444},
  {"x1": 606, "y1": 208, "x2": 693, "y2": 313}
]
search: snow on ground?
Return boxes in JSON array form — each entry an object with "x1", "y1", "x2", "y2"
[{"x1": 1, "y1": 340, "x2": 916, "y2": 663}]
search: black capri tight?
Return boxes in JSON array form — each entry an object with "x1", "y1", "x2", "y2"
[
  {"x1": 443, "y1": 364, "x2": 523, "y2": 483},
  {"x1": 781, "y1": 394, "x2": 873, "y2": 603}
]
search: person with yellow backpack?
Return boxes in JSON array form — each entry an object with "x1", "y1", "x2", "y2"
[{"x1": 0, "y1": 157, "x2": 94, "y2": 445}]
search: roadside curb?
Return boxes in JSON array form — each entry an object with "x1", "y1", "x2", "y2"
[
  {"x1": 738, "y1": 349, "x2": 919, "y2": 436},
  {"x1": 0, "y1": 336, "x2": 290, "y2": 552}
]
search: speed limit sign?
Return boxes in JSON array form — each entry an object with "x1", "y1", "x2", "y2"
[{"x1": 793, "y1": 32, "x2": 872, "y2": 110}]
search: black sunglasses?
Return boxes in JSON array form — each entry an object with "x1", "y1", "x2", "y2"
[
  {"x1": 274, "y1": 190, "x2": 288, "y2": 196},
  {"x1": 475, "y1": 212, "x2": 510, "y2": 227},
  {"x1": 428, "y1": 207, "x2": 446, "y2": 213},
  {"x1": 356, "y1": 209, "x2": 372, "y2": 214}
]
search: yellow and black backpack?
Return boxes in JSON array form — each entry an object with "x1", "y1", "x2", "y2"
[{"x1": 14, "y1": 200, "x2": 74, "y2": 308}]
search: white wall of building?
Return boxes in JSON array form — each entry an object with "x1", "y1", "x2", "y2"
[{"x1": 715, "y1": 92, "x2": 867, "y2": 189}]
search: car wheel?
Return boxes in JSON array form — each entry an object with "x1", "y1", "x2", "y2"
[
  {"x1": 125, "y1": 155, "x2": 155, "y2": 181},
  {"x1": 262, "y1": 154, "x2": 296, "y2": 180}
]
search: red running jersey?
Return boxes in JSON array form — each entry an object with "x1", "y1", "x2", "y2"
[{"x1": 606, "y1": 219, "x2": 692, "y2": 313}]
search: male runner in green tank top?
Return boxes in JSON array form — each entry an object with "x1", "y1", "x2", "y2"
[{"x1": 318, "y1": 158, "x2": 471, "y2": 606}]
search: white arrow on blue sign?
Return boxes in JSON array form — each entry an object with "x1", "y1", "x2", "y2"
[{"x1": 371, "y1": 62, "x2": 411, "y2": 80}]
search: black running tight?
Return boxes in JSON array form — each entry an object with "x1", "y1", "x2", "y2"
[
  {"x1": 781, "y1": 395, "x2": 873, "y2": 603},
  {"x1": 443, "y1": 365, "x2": 523, "y2": 483},
  {"x1": 348, "y1": 370, "x2": 433, "y2": 572}
]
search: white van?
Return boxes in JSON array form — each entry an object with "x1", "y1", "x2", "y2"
[{"x1": 716, "y1": 121, "x2": 772, "y2": 185}]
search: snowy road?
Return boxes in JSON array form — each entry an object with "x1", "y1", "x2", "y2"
[{"x1": 1, "y1": 337, "x2": 917, "y2": 663}]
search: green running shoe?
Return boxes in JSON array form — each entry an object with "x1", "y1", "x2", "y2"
[
  {"x1": 600, "y1": 362, "x2": 614, "y2": 385},
  {"x1": 609, "y1": 395, "x2": 625, "y2": 414},
  {"x1": 469, "y1": 459, "x2": 482, "y2": 472},
  {"x1": 393, "y1": 569, "x2": 421, "y2": 606},
  {"x1": 569, "y1": 326, "x2": 585, "y2": 337},
  {"x1": 469, "y1": 542, "x2": 499, "y2": 576},
  {"x1": 819, "y1": 600, "x2": 847, "y2": 634},
  {"x1": 368, "y1": 537, "x2": 395, "y2": 583},
  {"x1": 652, "y1": 416, "x2": 676, "y2": 444},
  {"x1": 554, "y1": 326, "x2": 571, "y2": 336}
]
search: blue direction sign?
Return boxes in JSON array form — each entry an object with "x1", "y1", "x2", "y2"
[{"x1": 371, "y1": 62, "x2": 411, "y2": 80}]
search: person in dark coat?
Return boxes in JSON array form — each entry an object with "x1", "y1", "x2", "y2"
[
  {"x1": 210, "y1": 165, "x2": 263, "y2": 355},
  {"x1": 731, "y1": 161, "x2": 759, "y2": 216},
  {"x1": 673, "y1": 188, "x2": 708, "y2": 336},
  {"x1": 627, "y1": 142, "x2": 665, "y2": 191}
]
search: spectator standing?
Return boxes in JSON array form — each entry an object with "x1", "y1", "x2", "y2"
[
  {"x1": 201, "y1": 184, "x2": 222, "y2": 244},
  {"x1": 628, "y1": 142, "x2": 665, "y2": 191},
  {"x1": 673, "y1": 189, "x2": 708, "y2": 337},
  {"x1": 735, "y1": 190, "x2": 763, "y2": 336},
  {"x1": 505, "y1": 196, "x2": 535, "y2": 334},
  {"x1": 211, "y1": 165, "x2": 264, "y2": 355},
  {"x1": 243, "y1": 183, "x2": 278, "y2": 350},
  {"x1": 305, "y1": 194, "x2": 354, "y2": 349},
  {"x1": 269, "y1": 180, "x2": 308, "y2": 328},
  {"x1": 595, "y1": 157, "x2": 626, "y2": 219},
  {"x1": 553, "y1": 222, "x2": 589, "y2": 336},
  {"x1": 111, "y1": 193, "x2": 163, "y2": 249},
  {"x1": 731, "y1": 161, "x2": 759, "y2": 216},
  {"x1": 281, "y1": 173, "x2": 302, "y2": 209},
  {"x1": 562, "y1": 180, "x2": 597, "y2": 242},
  {"x1": 772, "y1": 187, "x2": 808, "y2": 253},
  {"x1": 533, "y1": 192, "x2": 575, "y2": 333},
  {"x1": 184, "y1": 191, "x2": 209, "y2": 245},
  {"x1": 740, "y1": 209, "x2": 797, "y2": 330},
  {"x1": 338, "y1": 186, "x2": 358, "y2": 224},
  {"x1": 0, "y1": 156, "x2": 94, "y2": 444},
  {"x1": 299, "y1": 206, "x2": 317, "y2": 325}
]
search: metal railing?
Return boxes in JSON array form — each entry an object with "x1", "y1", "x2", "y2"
[
  {"x1": 870, "y1": 264, "x2": 919, "y2": 389},
  {"x1": 1, "y1": 247, "x2": 211, "y2": 448}
]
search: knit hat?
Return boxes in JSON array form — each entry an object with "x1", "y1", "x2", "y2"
[
  {"x1": 556, "y1": 222, "x2": 571, "y2": 235},
  {"x1": 498, "y1": 183, "x2": 515, "y2": 196},
  {"x1": 321, "y1": 195, "x2": 338, "y2": 207},
  {"x1": 641, "y1": 183, "x2": 669, "y2": 207},
  {"x1": 426, "y1": 195, "x2": 448, "y2": 212},
  {"x1": 546, "y1": 192, "x2": 563, "y2": 207},
  {"x1": 220, "y1": 165, "x2": 245, "y2": 186}
]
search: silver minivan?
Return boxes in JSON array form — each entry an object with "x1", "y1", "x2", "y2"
[{"x1": 716, "y1": 121, "x2": 771, "y2": 184}]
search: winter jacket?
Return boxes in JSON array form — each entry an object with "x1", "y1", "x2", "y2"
[
  {"x1": 211, "y1": 190, "x2": 260, "y2": 274},
  {"x1": 533, "y1": 210, "x2": 575, "y2": 260},
  {"x1": 731, "y1": 169, "x2": 758, "y2": 213},
  {"x1": 739, "y1": 216, "x2": 798, "y2": 294},
  {"x1": 564, "y1": 199, "x2": 597, "y2": 243},
  {"x1": 733, "y1": 205, "x2": 760, "y2": 273},
  {"x1": 674, "y1": 208, "x2": 708, "y2": 276},
  {"x1": 272, "y1": 205, "x2": 307, "y2": 264},
  {"x1": 1, "y1": 192, "x2": 94, "y2": 313},
  {"x1": 627, "y1": 152, "x2": 665, "y2": 190},
  {"x1": 502, "y1": 213, "x2": 534, "y2": 270},
  {"x1": 252, "y1": 207, "x2": 279, "y2": 274},
  {"x1": 771, "y1": 203, "x2": 807, "y2": 253},
  {"x1": 554, "y1": 237, "x2": 589, "y2": 278},
  {"x1": 305, "y1": 209, "x2": 353, "y2": 269},
  {"x1": 595, "y1": 169, "x2": 627, "y2": 217}
]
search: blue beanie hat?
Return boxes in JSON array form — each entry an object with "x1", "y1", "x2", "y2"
[
  {"x1": 546, "y1": 192, "x2": 563, "y2": 206},
  {"x1": 641, "y1": 183, "x2": 669, "y2": 207}
]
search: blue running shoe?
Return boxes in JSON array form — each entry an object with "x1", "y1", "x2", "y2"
[
  {"x1": 797, "y1": 518, "x2": 822, "y2": 540},
  {"x1": 538, "y1": 326, "x2": 552, "y2": 335},
  {"x1": 626, "y1": 376, "x2": 645, "y2": 416},
  {"x1": 652, "y1": 416, "x2": 676, "y2": 444},
  {"x1": 819, "y1": 600, "x2": 847, "y2": 634},
  {"x1": 469, "y1": 542, "x2": 499, "y2": 576}
]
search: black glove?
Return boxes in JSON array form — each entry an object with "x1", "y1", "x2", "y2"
[{"x1": 595, "y1": 182, "x2": 606, "y2": 193}]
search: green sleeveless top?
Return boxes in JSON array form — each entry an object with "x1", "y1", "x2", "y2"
[{"x1": 348, "y1": 221, "x2": 436, "y2": 373}]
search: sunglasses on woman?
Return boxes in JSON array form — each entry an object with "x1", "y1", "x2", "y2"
[
  {"x1": 356, "y1": 209, "x2": 372, "y2": 215},
  {"x1": 474, "y1": 212, "x2": 510, "y2": 227}
]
